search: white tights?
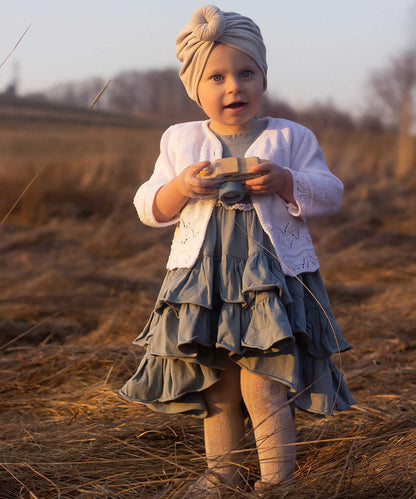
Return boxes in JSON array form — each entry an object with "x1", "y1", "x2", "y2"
[{"x1": 202, "y1": 361, "x2": 296, "y2": 486}]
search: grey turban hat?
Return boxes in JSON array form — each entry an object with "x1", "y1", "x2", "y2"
[{"x1": 176, "y1": 5, "x2": 267, "y2": 106}]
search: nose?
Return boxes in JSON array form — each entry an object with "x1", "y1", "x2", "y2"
[{"x1": 226, "y1": 75, "x2": 242, "y2": 93}]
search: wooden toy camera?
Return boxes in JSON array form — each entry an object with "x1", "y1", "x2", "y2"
[{"x1": 197, "y1": 157, "x2": 261, "y2": 203}]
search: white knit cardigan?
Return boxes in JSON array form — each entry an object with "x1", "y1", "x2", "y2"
[{"x1": 134, "y1": 117, "x2": 343, "y2": 275}]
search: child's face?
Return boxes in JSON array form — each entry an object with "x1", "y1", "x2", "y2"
[{"x1": 197, "y1": 43, "x2": 265, "y2": 135}]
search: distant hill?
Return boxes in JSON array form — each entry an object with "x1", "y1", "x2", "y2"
[
  {"x1": 0, "y1": 92, "x2": 165, "y2": 128},
  {"x1": 7, "y1": 67, "x2": 374, "y2": 133}
]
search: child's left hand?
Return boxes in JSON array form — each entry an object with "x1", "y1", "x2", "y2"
[{"x1": 245, "y1": 160, "x2": 295, "y2": 204}]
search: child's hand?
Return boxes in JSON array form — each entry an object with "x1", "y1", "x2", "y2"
[
  {"x1": 245, "y1": 160, "x2": 295, "y2": 203},
  {"x1": 177, "y1": 161, "x2": 219, "y2": 199},
  {"x1": 153, "y1": 161, "x2": 218, "y2": 223}
]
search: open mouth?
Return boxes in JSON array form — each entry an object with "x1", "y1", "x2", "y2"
[{"x1": 225, "y1": 101, "x2": 247, "y2": 109}]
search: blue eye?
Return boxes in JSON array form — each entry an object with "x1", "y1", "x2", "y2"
[
  {"x1": 241, "y1": 70, "x2": 252, "y2": 78},
  {"x1": 212, "y1": 74, "x2": 223, "y2": 82}
]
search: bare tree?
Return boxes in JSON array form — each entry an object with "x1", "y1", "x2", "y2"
[
  {"x1": 107, "y1": 68, "x2": 203, "y2": 121},
  {"x1": 369, "y1": 49, "x2": 416, "y2": 177},
  {"x1": 46, "y1": 77, "x2": 106, "y2": 109},
  {"x1": 297, "y1": 101, "x2": 355, "y2": 132}
]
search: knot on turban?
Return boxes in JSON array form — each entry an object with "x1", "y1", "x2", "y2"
[
  {"x1": 191, "y1": 5, "x2": 225, "y2": 41},
  {"x1": 176, "y1": 5, "x2": 267, "y2": 106}
]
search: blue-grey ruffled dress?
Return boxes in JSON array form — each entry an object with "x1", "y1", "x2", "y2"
[{"x1": 120, "y1": 124, "x2": 354, "y2": 418}]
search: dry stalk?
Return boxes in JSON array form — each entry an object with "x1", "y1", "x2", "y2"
[{"x1": 0, "y1": 24, "x2": 31, "y2": 70}]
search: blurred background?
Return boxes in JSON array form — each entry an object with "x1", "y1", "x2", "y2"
[
  {"x1": 1, "y1": 0, "x2": 416, "y2": 133},
  {"x1": 1, "y1": 2, "x2": 416, "y2": 497}
]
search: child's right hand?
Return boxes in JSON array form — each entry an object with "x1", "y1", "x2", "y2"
[
  {"x1": 176, "y1": 161, "x2": 219, "y2": 199},
  {"x1": 152, "y1": 161, "x2": 218, "y2": 223}
]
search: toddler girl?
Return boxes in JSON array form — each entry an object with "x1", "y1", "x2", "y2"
[{"x1": 120, "y1": 5, "x2": 354, "y2": 494}]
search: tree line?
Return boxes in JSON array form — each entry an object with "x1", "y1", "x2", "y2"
[
  {"x1": 42, "y1": 67, "x2": 382, "y2": 133},
  {"x1": 40, "y1": 45, "x2": 416, "y2": 177}
]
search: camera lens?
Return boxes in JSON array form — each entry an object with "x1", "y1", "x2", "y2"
[{"x1": 218, "y1": 181, "x2": 244, "y2": 203}]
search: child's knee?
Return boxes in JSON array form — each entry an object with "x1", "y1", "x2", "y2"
[
  {"x1": 203, "y1": 384, "x2": 243, "y2": 414},
  {"x1": 241, "y1": 370, "x2": 288, "y2": 408}
]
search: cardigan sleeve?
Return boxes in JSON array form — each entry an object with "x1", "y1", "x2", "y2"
[
  {"x1": 286, "y1": 126, "x2": 343, "y2": 218},
  {"x1": 133, "y1": 126, "x2": 181, "y2": 228}
]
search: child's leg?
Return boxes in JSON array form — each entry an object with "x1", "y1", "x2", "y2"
[
  {"x1": 202, "y1": 360, "x2": 245, "y2": 484},
  {"x1": 240, "y1": 369, "x2": 296, "y2": 485}
]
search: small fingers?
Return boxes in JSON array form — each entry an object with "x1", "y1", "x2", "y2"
[
  {"x1": 250, "y1": 159, "x2": 271, "y2": 173},
  {"x1": 189, "y1": 161, "x2": 211, "y2": 176},
  {"x1": 245, "y1": 174, "x2": 278, "y2": 194},
  {"x1": 188, "y1": 178, "x2": 218, "y2": 199},
  {"x1": 246, "y1": 173, "x2": 271, "y2": 189},
  {"x1": 246, "y1": 160, "x2": 284, "y2": 194}
]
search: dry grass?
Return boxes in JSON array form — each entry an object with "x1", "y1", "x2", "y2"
[
  {"x1": 0, "y1": 114, "x2": 415, "y2": 498},
  {"x1": 1, "y1": 342, "x2": 414, "y2": 498}
]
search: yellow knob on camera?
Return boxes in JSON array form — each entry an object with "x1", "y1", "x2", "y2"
[{"x1": 198, "y1": 166, "x2": 213, "y2": 176}]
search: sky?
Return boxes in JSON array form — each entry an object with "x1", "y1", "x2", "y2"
[{"x1": 1, "y1": 1, "x2": 415, "y2": 115}]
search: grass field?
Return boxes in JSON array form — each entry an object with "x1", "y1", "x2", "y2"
[{"x1": 0, "y1": 110, "x2": 415, "y2": 498}]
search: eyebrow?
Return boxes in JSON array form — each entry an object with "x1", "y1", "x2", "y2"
[{"x1": 205, "y1": 63, "x2": 257, "y2": 74}]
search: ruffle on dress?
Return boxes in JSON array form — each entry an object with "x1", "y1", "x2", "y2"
[{"x1": 120, "y1": 205, "x2": 354, "y2": 417}]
